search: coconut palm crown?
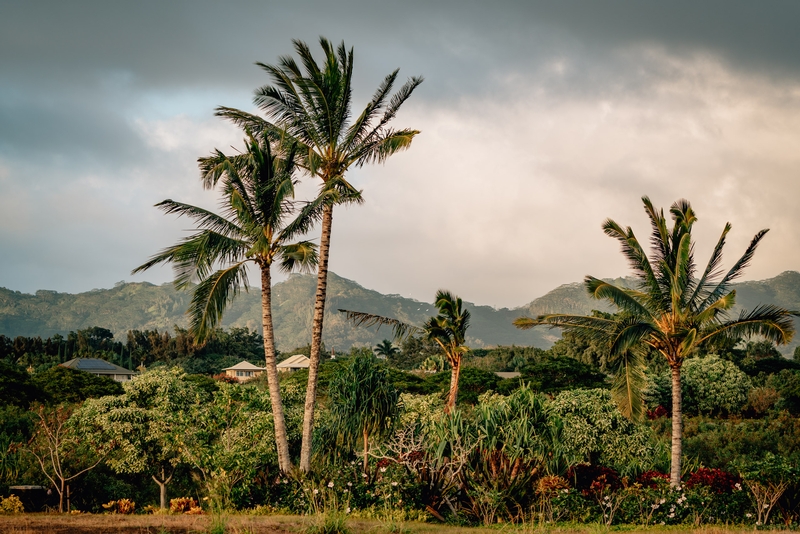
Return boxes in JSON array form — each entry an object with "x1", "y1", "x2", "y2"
[
  {"x1": 216, "y1": 37, "x2": 423, "y2": 471},
  {"x1": 514, "y1": 196, "x2": 797, "y2": 485},
  {"x1": 132, "y1": 130, "x2": 319, "y2": 473}
]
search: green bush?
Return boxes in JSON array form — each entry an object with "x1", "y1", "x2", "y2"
[{"x1": 681, "y1": 355, "x2": 752, "y2": 416}]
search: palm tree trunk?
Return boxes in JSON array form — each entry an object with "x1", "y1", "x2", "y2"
[
  {"x1": 444, "y1": 355, "x2": 461, "y2": 414},
  {"x1": 300, "y1": 203, "x2": 334, "y2": 472},
  {"x1": 669, "y1": 364, "x2": 682, "y2": 486},
  {"x1": 261, "y1": 267, "x2": 293, "y2": 473}
]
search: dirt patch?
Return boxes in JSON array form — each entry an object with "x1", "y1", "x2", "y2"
[{"x1": 0, "y1": 514, "x2": 305, "y2": 534}]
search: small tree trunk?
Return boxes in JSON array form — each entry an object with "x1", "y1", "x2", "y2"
[
  {"x1": 153, "y1": 467, "x2": 173, "y2": 509},
  {"x1": 261, "y1": 267, "x2": 293, "y2": 473},
  {"x1": 58, "y1": 480, "x2": 65, "y2": 513},
  {"x1": 300, "y1": 203, "x2": 334, "y2": 472},
  {"x1": 363, "y1": 427, "x2": 370, "y2": 474},
  {"x1": 444, "y1": 355, "x2": 462, "y2": 414},
  {"x1": 670, "y1": 364, "x2": 683, "y2": 486}
]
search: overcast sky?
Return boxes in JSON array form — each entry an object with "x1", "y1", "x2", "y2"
[{"x1": 2, "y1": 1, "x2": 799, "y2": 308}]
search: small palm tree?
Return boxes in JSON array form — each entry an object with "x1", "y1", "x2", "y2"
[
  {"x1": 217, "y1": 38, "x2": 423, "y2": 472},
  {"x1": 133, "y1": 130, "x2": 319, "y2": 473},
  {"x1": 373, "y1": 339, "x2": 399, "y2": 359},
  {"x1": 340, "y1": 290, "x2": 471, "y2": 413},
  {"x1": 514, "y1": 196, "x2": 797, "y2": 485}
]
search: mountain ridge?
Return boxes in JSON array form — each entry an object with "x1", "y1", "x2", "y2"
[{"x1": 1, "y1": 271, "x2": 798, "y2": 354}]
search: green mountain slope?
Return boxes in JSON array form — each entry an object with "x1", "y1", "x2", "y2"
[{"x1": 1, "y1": 271, "x2": 798, "y2": 353}]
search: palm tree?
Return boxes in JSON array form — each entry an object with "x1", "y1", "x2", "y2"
[
  {"x1": 216, "y1": 37, "x2": 423, "y2": 471},
  {"x1": 514, "y1": 196, "x2": 797, "y2": 485},
  {"x1": 340, "y1": 290, "x2": 471, "y2": 413},
  {"x1": 132, "y1": 130, "x2": 319, "y2": 473},
  {"x1": 373, "y1": 339, "x2": 399, "y2": 359}
]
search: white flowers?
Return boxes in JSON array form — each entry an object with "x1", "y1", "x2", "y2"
[
  {"x1": 327, "y1": 481, "x2": 334, "y2": 488},
  {"x1": 735, "y1": 482, "x2": 742, "y2": 491},
  {"x1": 380, "y1": 467, "x2": 387, "y2": 473},
  {"x1": 347, "y1": 482, "x2": 353, "y2": 487},
  {"x1": 345, "y1": 507, "x2": 351, "y2": 514},
  {"x1": 391, "y1": 481, "x2": 398, "y2": 487},
  {"x1": 313, "y1": 489, "x2": 319, "y2": 495}
]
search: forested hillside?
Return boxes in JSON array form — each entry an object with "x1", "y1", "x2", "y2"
[{"x1": 1, "y1": 271, "x2": 799, "y2": 353}]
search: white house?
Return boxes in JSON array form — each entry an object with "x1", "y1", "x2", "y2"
[
  {"x1": 222, "y1": 361, "x2": 265, "y2": 380},
  {"x1": 277, "y1": 354, "x2": 311, "y2": 373}
]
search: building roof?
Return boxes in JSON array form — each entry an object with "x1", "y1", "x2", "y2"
[
  {"x1": 277, "y1": 354, "x2": 311, "y2": 369},
  {"x1": 60, "y1": 358, "x2": 135, "y2": 375},
  {"x1": 494, "y1": 371, "x2": 521, "y2": 380},
  {"x1": 222, "y1": 361, "x2": 266, "y2": 371}
]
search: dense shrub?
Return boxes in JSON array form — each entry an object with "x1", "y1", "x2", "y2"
[
  {"x1": 685, "y1": 468, "x2": 741, "y2": 493},
  {"x1": 681, "y1": 355, "x2": 752, "y2": 416}
]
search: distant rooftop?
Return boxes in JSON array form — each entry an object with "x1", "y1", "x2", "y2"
[
  {"x1": 60, "y1": 358, "x2": 135, "y2": 376},
  {"x1": 277, "y1": 354, "x2": 310, "y2": 369},
  {"x1": 222, "y1": 361, "x2": 265, "y2": 371}
]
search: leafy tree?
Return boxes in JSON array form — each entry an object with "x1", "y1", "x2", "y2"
[
  {"x1": 425, "y1": 367, "x2": 501, "y2": 405},
  {"x1": 177, "y1": 382, "x2": 278, "y2": 507},
  {"x1": 133, "y1": 128, "x2": 318, "y2": 473},
  {"x1": 680, "y1": 355, "x2": 752, "y2": 415},
  {"x1": 518, "y1": 357, "x2": 607, "y2": 394},
  {"x1": 745, "y1": 340, "x2": 782, "y2": 361},
  {"x1": 548, "y1": 389, "x2": 657, "y2": 475},
  {"x1": 374, "y1": 339, "x2": 399, "y2": 359},
  {"x1": 79, "y1": 369, "x2": 201, "y2": 509},
  {"x1": 326, "y1": 353, "x2": 399, "y2": 472},
  {"x1": 514, "y1": 196, "x2": 797, "y2": 485},
  {"x1": 0, "y1": 361, "x2": 43, "y2": 407},
  {"x1": 341, "y1": 289, "x2": 471, "y2": 413},
  {"x1": 217, "y1": 37, "x2": 422, "y2": 472},
  {"x1": 26, "y1": 404, "x2": 111, "y2": 512},
  {"x1": 32, "y1": 366, "x2": 122, "y2": 404}
]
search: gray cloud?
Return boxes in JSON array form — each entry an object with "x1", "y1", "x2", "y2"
[{"x1": 1, "y1": 1, "x2": 799, "y2": 307}]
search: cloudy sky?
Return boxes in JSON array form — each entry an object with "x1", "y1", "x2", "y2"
[{"x1": 2, "y1": 1, "x2": 799, "y2": 308}]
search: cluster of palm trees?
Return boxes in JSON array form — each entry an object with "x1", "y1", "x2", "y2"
[
  {"x1": 134, "y1": 37, "x2": 422, "y2": 473},
  {"x1": 135, "y1": 37, "x2": 797, "y2": 488}
]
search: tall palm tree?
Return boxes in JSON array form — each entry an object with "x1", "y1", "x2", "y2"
[
  {"x1": 132, "y1": 130, "x2": 319, "y2": 473},
  {"x1": 340, "y1": 290, "x2": 471, "y2": 413},
  {"x1": 216, "y1": 37, "x2": 423, "y2": 471},
  {"x1": 373, "y1": 339, "x2": 399, "y2": 359},
  {"x1": 514, "y1": 196, "x2": 797, "y2": 485}
]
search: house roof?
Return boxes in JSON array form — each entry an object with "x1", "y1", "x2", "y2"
[
  {"x1": 277, "y1": 354, "x2": 310, "y2": 369},
  {"x1": 222, "y1": 361, "x2": 265, "y2": 371},
  {"x1": 60, "y1": 358, "x2": 135, "y2": 375},
  {"x1": 494, "y1": 371, "x2": 521, "y2": 380}
]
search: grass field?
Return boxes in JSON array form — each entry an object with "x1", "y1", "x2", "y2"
[{"x1": 0, "y1": 514, "x2": 776, "y2": 534}]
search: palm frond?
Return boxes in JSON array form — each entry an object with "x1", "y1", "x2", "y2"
[
  {"x1": 277, "y1": 241, "x2": 318, "y2": 274},
  {"x1": 585, "y1": 277, "x2": 652, "y2": 318},
  {"x1": 700, "y1": 229, "x2": 769, "y2": 310},
  {"x1": 688, "y1": 223, "x2": 731, "y2": 310},
  {"x1": 188, "y1": 262, "x2": 252, "y2": 342},
  {"x1": 152, "y1": 200, "x2": 244, "y2": 238},
  {"x1": 338, "y1": 309, "x2": 422, "y2": 341},
  {"x1": 698, "y1": 304, "x2": 798, "y2": 347},
  {"x1": 132, "y1": 230, "x2": 249, "y2": 289},
  {"x1": 608, "y1": 348, "x2": 648, "y2": 421}
]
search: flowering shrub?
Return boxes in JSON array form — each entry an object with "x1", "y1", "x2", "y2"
[
  {"x1": 0, "y1": 494, "x2": 24, "y2": 514},
  {"x1": 685, "y1": 468, "x2": 742, "y2": 494},
  {"x1": 101, "y1": 498, "x2": 135, "y2": 514},
  {"x1": 636, "y1": 470, "x2": 669, "y2": 488},
  {"x1": 566, "y1": 464, "x2": 621, "y2": 496},
  {"x1": 170, "y1": 497, "x2": 200, "y2": 514}
]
